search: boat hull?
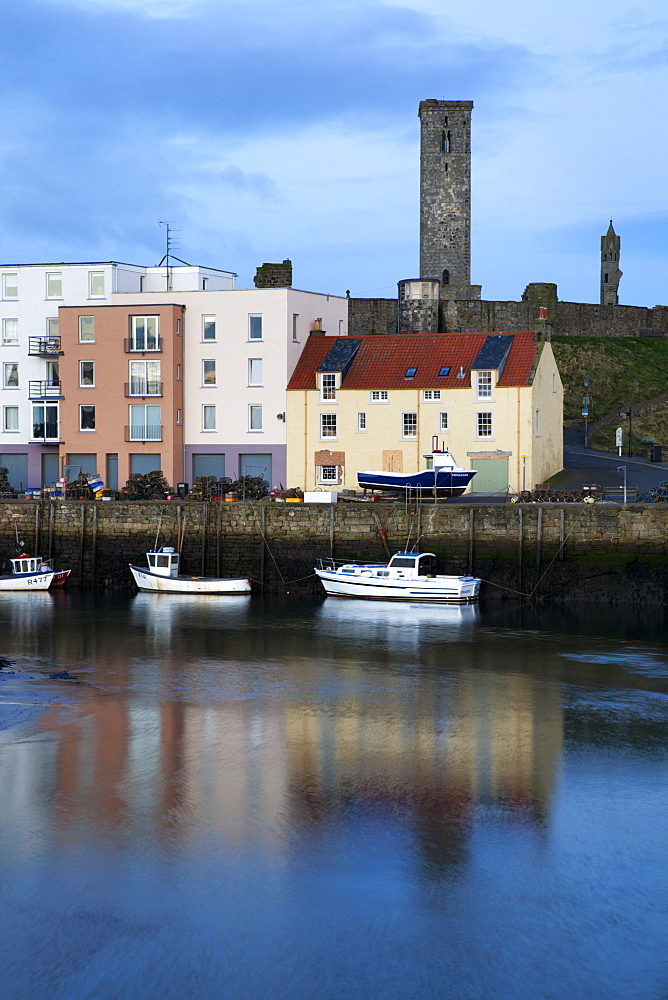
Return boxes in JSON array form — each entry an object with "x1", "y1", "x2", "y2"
[
  {"x1": 129, "y1": 565, "x2": 251, "y2": 594},
  {"x1": 357, "y1": 469, "x2": 475, "y2": 497},
  {"x1": 315, "y1": 569, "x2": 480, "y2": 603},
  {"x1": 0, "y1": 571, "x2": 55, "y2": 591}
]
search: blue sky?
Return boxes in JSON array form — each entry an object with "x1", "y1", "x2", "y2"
[{"x1": 1, "y1": 0, "x2": 667, "y2": 307}]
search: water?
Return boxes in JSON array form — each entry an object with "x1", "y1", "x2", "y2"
[{"x1": 1, "y1": 593, "x2": 668, "y2": 1000}]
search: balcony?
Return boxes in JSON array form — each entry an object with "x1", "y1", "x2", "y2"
[
  {"x1": 125, "y1": 381, "x2": 163, "y2": 398},
  {"x1": 29, "y1": 380, "x2": 63, "y2": 400},
  {"x1": 28, "y1": 337, "x2": 63, "y2": 356},
  {"x1": 125, "y1": 424, "x2": 162, "y2": 442},
  {"x1": 124, "y1": 337, "x2": 162, "y2": 354}
]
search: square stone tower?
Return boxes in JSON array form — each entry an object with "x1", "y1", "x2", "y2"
[
  {"x1": 600, "y1": 221, "x2": 622, "y2": 306},
  {"x1": 418, "y1": 100, "x2": 473, "y2": 285}
]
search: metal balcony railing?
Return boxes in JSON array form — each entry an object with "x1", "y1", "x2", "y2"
[
  {"x1": 125, "y1": 424, "x2": 162, "y2": 442},
  {"x1": 28, "y1": 337, "x2": 62, "y2": 356},
  {"x1": 28, "y1": 380, "x2": 63, "y2": 399},
  {"x1": 124, "y1": 381, "x2": 163, "y2": 397},
  {"x1": 124, "y1": 337, "x2": 162, "y2": 353}
]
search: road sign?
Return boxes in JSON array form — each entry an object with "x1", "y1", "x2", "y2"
[{"x1": 581, "y1": 408, "x2": 589, "y2": 417}]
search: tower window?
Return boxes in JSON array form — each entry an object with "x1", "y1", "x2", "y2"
[
  {"x1": 604, "y1": 273, "x2": 609, "y2": 283},
  {"x1": 442, "y1": 130, "x2": 451, "y2": 153},
  {"x1": 442, "y1": 270, "x2": 450, "y2": 285},
  {"x1": 443, "y1": 116, "x2": 448, "y2": 126}
]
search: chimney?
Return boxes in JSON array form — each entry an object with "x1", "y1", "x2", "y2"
[{"x1": 253, "y1": 259, "x2": 293, "y2": 288}]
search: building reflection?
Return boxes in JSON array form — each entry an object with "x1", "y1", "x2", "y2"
[{"x1": 0, "y1": 593, "x2": 563, "y2": 869}]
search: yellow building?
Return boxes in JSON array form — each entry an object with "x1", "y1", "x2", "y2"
[{"x1": 286, "y1": 332, "x2": 563, "y2": 494}]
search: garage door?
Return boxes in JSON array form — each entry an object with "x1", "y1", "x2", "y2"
[{"x1": 469, "y1": 458, "x2": 509, "y2": 493}]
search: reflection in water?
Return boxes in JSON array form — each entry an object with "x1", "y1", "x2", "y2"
[{"x1": 1, "y1": 594, "x2": 667, "y2": 999}]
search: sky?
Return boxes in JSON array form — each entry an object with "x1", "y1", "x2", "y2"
[{"x1": 1, "y1": 0, "x2": 667, "y2": 307}]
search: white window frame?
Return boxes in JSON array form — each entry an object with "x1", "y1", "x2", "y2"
[
  {"x1": 79, "y1": 316, "x2": 95, "y2": 343},
  {"x1": 248, "y1": 359, "x2": 263, "y2": 386},
  {"x1": 202, "y1": 404, "x2": 216, "y2": 431},
  {"x1": 320, "y1": 412, "x2": 337, "y2": 440},
  {"x1": 249, "y1": 314, "x2": 263, "y2": 341},
  {"x1": 2, "y1": 273, "x2": 18, "y2": 299},
  {"x1": 130, "y1": 316, "x2": 160, "y2": 352},
  {"x1": 357, "y1": 411, "x2": 367, "y2": 432},
  {"x1": 47, "y1": 317, "x2": 59, "y2": 340},
  {"x1": 292, "y1": 314, "x2": 299, "y2": 342},
  {"x1": 318, "y1": 465, "x2": 338, "y2": 485},
  {"x1": 3, "y1": 362, "x2": 18, "y2": 388},
  {"x1": 369, "y1": 390, "x2": 389, "y2": 403},
  {"x1": 89, "y1": 271, "x2": 105, "y2": 298},
  {"x1": 79, "y1": 404, "x2": 96, "y2": 432},
  {"x1": 32, "y1": 402, "x2": 59, "y2": 442},
  {"x1": 319, "y1": 372, "x2": 337, "y2": 402},
  {"x1": 2, "y1": 319, "x2": 18, "y2": 346},
  {"x1": 129, "y1": 360, "x2": 160, "y2": 396},
  {"x1": 535, "y1": 408, "x2": 541, "y2": 438},
  {"x1": 476, "y1": 411, "x2": 493, "y2": 439},
  {"x1": 422, "y1": 389, "x2": 441, "y2": 402},
  {"x1": 476, "y1": 370, "x2": 493, "y2": 400},
  {"x1": 79, "y1": 361, "x2": 95, "y2": 387},
  {"x1": 402, "y1": 412, "x2": 418, "y2": 439},
  {"x1": 202, "y1": 315, "x2": 216, "y2": 341},
  {"x1": 202, "y1": 359, "x2": 216, "y2": 386},
  {"x1": 46, "y1": 272, "x2": 63, "y2": 299},
  {"x1": 3, "y1": 405, "x2": 19, "y2": 432},
  {"x1": 249, "y1": 404, "x2": 263, "y2": 432},
  {"x1": 438, "y1": 410, "x2": 449, "y2": 433},
  {"x1": 552, "y1": 373, "x2": 557, "y2": 393},
  {"x1": 129, "y1": 403, "x2": 161, "y2": 442}
]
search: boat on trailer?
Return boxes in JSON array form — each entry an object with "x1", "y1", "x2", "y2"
[
  {"x1": 130, "y1": 547, "x2": 251, "y2": 594},
  {"x1": 357, "y1": 438, "x2": 476, "y2": 499},
  {"x1": 0, "y1": 555, "x2": 55, "y2": 591},
  {"x1": 315, "y1": 552, "x2": 481, "y2": 603}
]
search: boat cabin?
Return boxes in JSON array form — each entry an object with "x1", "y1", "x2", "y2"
[
  {"x1": 146, "y1": 547, "x2": 181, "y2": 578},
  {"x1": 386, "y1": 553, "x2": 437, "y2": 577},
  {"x1": 10, "y1": 556, "x2": 46, "y2": 576}
]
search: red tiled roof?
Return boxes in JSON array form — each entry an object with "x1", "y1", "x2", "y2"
[{"x1": 287, "y1": 333, "x2": 538, "y2": 390}]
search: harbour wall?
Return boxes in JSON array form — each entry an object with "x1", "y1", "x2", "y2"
[{"x1": 1, "y1": 500, "x2": 668, "y2": 605}]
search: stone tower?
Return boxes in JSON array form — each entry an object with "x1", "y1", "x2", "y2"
[
  {"x1": 418, "y1": 99, "x2": 473, "y2": 285},
  {"x1": 600, "y1": 221, "x2": 622, "y2": 305}
]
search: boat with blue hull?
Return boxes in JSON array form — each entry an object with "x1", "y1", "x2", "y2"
[{"x1": 357, "y1": 443, "x2": 476, "y2": 499}]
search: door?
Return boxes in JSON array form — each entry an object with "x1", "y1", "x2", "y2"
[{"x1": 469, "y1": 458, "x2": 509, "y2": 493}]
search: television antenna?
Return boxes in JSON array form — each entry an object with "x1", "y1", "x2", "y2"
[{"x1": 158, "y1": 221, "x2": 189, "y2": 291}]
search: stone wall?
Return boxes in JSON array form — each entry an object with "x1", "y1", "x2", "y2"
[{"x1": 1, "y1": 500, "x2": 668, "y2": 605}]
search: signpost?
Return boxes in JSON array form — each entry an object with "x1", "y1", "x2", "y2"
[{"x1": 615, "y1": 427, "x2": 623, "y2": 457}]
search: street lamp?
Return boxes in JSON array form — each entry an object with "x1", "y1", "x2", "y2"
[
  {"x1": 617, "y1": 466, "x2": 627, "y2": 505},
  {"x1": 582, "y1": 376, "x2": 590, "y2": 448}
]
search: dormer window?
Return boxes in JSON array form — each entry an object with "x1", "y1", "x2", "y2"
[
  {"x1": 319, "y1": 372, "x2": 338, "y2": 401},
  {"x1": 476, "y1": 370, "x2": 493, "y2": 399},
  {"x1": 405, "y1": 367, "x2": 417, "y2": 379}
]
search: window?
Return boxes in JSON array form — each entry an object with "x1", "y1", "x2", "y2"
[
  {"x1": 552, "y1": 373, "x2": 557, "y2": 393},
  {"x1": 402, "y1": 412, "x2": 418, "y2": 438},
  {"x1": 248, "y1": 359, "x2": 263, "y2": 386},
  {"x1": 79, "y1": 316, "x2": 95, "y2": 343},
  {"x1": 203, "y1": 360, "x2": 216, "y2": 386},
  {"x1": 129, "y1": 360, "x2": 160, "y2": 395},
  {"x1": 338, "y1": 320, "x2": 344, "y2": 335},
  {"x1": 604, "y1": 273, "x2": 609, "y2": 283},
  {"x1": 129, "y1": 404, "x2": 161, "y2": 441},
  {"x1": 2, "y1": 319, "x2": 18, "y2": 345},
  {"x1": 249, "y1": 405, "x2": 263, "y2": 431},
  {"x1": 46, "y1": 272, "x2": 62, "y2": 298},
  {"x1": 357, "y1": 411, "x2": 367, "y2": 432},
  {"x1": 32, "y1": 403, "x2": 58, "y2": 440},
  {"x1": 80, "y1": 404, "x2": 96, "y2": 431},
  {"x1": 47, "y1": 317, "x2": 59, "y2": 340},
  {"x1": 46, "y1": 360, "x2": 59, "y2": 388},
  {"x1": 318, "y1": 466, "x2": 338, "y2": 484},
  {"x1": 439, "y1": 410, "x2": 449, "y2": 432},
  {"x1": 2, "y1": 273, "x2": 18, "y2": 299},
  {"x1": 3, "y1": 406, "x2": 18, "y2": 431},
  {"x1": 249, "y1": 314, "x2": 263, "y2": 340},
  {"x1": 423, "y1": 389, "x2": 441, "y2": 401},
  {"x1": 476, "y1": 371, "x2": 492, "y2": 399},
  {"x1": 438, "y1": 366, "x2": 451, "y2": 377},
  {"x1": 3, "y1": 362, "x2": 18, "y2": 388},
  {"x1": 405, "y1": 367, "x2": 417, "y2": 379},
  {"x1": 202, "y1": 405, "x2": 216, "y2": 431},
  {"x1": 477, "y1": 412, "x2": 493, "y2": 438},
  {"x1": 320, "y1": 373, "x2": 337, "y2": 401},
  {"x1": 292, "y1": 314, "x2": 299, "y2": 342},
  {"x1": 80, "y1": 361, "x2": 95, "y2": 387},
  {"x1": 535, "y1": 408, "x2": 541, "y2": 438},
  {"x1": 320, "y1": 413, "x2": 337, "y2": 439},
  {"x1": 370, "y1": 390, "x2": 389, "y2": 402},
  {"x1": 89, "y1": 271, "x2": 105, "y2": 297},
  {"x1": 203, "y1": 316, "x2": 216, "y2": 341},
  {"x1": 130, "y1": 316, "x2": 159, "y2": 351}
]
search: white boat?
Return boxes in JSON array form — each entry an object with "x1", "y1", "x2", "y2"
[
  {"x1": 315, "y1": 552, "x2": 481, "y2": 603},
  {"x1": 129, "y1": 547, "x2": 251, "y2": 594},
  {"x1": 0, "y1": 555, "x2": 55, "y2": 591}
]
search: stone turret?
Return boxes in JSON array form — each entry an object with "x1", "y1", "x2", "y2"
[
  {"x1": 601, "y1": 221, "x2": 622, "y2": 306},
  {"x1": 254, "y1": 259, "x2": 292, "y2": 289}
]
